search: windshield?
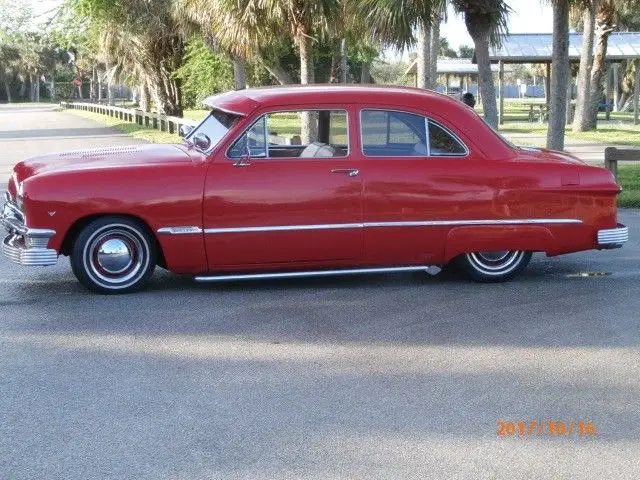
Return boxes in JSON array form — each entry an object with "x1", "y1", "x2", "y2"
[{"x1": 186, "y1": 110, "x2": 240, "y2": 152}]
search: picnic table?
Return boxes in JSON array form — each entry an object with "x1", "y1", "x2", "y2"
[{"x1": 524, "y1": 102, "x2": 548, "y2": 123}]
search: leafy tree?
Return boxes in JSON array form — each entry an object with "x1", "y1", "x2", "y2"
[
  {"x1": 458, "y1": 44, "x2": 474, "y2": 58},
  {"x1": 439, "y1": 37, "x2": 458, "y2": 58},
  {"x1": 174, "y1": 38, "x2": 234, "y2": 108}
]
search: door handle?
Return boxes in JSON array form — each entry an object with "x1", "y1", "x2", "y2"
[{"x1": 331, "y1": 168, "x2": 359, "y2": 177}]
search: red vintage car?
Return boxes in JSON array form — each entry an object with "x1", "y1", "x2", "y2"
[{"x1": 1, "y1": 85, "x2": 629, "y2": 293}]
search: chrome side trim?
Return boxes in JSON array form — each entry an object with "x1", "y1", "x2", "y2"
[
  {"x1": 597, "y1": 223, "x2": 628, "y2": 247},
  {"x1": 203, "y1": 219, "x2": 582, "y2": 234},
  {"x1": 204, "y1": 223, "x2": 364, "y2": 234},
  {"x1": 195, "y1": 265, "x2": 435, "y2": 282},
  {"x1": 157, "y1": 226, "x2": 203, "y2": 235},
  {"x1": 363, "y1": 218, "x2": 583, "y2": 228}
]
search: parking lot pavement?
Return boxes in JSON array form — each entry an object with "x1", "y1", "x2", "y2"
[
  {"x1": 1, "y1": 104, "x2": 640, "y2": 479},
  {"x1": 0, "y1": 103, "x2": 146, "y2": 177}
]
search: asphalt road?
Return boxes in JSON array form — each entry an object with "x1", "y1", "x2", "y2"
[{"x1": 1, "y1": 104, "x2": 640, "y2": 479}]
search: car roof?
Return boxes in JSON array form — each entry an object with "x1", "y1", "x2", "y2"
[
  {"x1": 202, "y1": 84, "x2": 462, "y2": 116},
  {"x1": 203, "y1": 85, "x2": 516, "y2": 160}
]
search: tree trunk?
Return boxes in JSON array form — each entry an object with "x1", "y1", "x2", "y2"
[
  {"x1": 585, "y1": 0, "x2": 615, "y2": 129},
  {"x1": 97, "y1": 70, "x2": 103, "y2": 102},
  {"x1": 50, "y1": 71, "x2": 55, "y2": 101},
  {"x1": 106, "y1": 62, "x2": 114, "y2": 105},
  {"x1": 3, "y1": 77, "x2": 11, "y2": 103},
  {"x1": 297, "y1": 30, "x2": 316, "y2": 143},
  {"x1": 260, "y1": 57, "x2": 294, "y2": 85},
  {"x1": 572, "y1": 0, "x2": 597, "y2": 132},
  {"x1": 465, "y1": 11, "x2": 498, "y2": 128},
  {"x1": 329, "y1": 39, "x2": 340, "y2": 83},
  {"x1": 232, "y1": 57, "x2": 247, "y2": 90},
  {"x1": 140, "y1": 82, "x2": 151, "y2": 112},
  {"x1": 430, "y1": 12, "x2": 441, "y2": 89},
  {"x1": 360, "y1": 62, "x2": 371, "y2": 83},
  {"x1": 547, "y1": 0, "x2": 570, "y2": 151},
  {"x1": 297, "y1": 32, "x2": 314, "y2": 85},
  {"x1": 91, "y1": 65, "x2": 98, "y2": 101},
  {"x1": 416, "y1": 17, "x2": 432, "y2": 89},
  {"x1": 340, "y1": 38, "x2": 348, "y2": 83}
]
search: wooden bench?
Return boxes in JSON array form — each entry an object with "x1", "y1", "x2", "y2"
[{"x1": 604, "y1": 147, "x2": 640, "y2": 179}]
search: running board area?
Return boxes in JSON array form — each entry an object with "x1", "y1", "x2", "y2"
[{"x1": 194, "y1": 265, "x2": 442, "y2": 283}]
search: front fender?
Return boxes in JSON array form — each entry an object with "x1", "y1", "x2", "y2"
[{"x1": 23, "y1": 163, "x2": 208, "y2": 274}]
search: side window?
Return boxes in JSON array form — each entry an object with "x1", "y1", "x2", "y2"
[
  {"x1": 428, "y1": 120, "x2": 467, "y2": 156},
  {"x1": 228, "y1": 115, "x2": 267, "y2": 158},
  {"x1": 228, "y1": 110, "x2": 348, "y2": 159},
  {"x1": 361, "y1": 110, "x2": 427, "y2": 156}
]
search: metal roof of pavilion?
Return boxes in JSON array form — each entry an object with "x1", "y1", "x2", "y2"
[
  {"x1": 489, "y1": 32, "x2": 640, "y2": 63},
  {"x1": 404, "y1": 58, "x2": 504, "y2": 77}
]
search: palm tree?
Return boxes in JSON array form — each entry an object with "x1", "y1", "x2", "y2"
[
  {"x1": 572, "y1": 0, "x2": 598, "y2": 132},
  {"x1": 71, "y1": 0, "x2": 185, "y2": 116},
  {"x1": 451, "y1": 0, "x2": 510, "y2": 128},
  {"x1": 351, "y1": 0, "x2": 443, "y2": 89},
  {"x1": 187, "y1": 0, "x2": 341, "y2": 85}
]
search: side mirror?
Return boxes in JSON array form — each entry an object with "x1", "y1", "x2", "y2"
[
  {"x1": 193, "y1": 133, "x2": 211, "y2": 150},
  {"x1": 179, "y1": 125, "x2": 194, "y2": 138}
]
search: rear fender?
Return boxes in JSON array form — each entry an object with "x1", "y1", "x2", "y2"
[{"x1": 444, "y1": 225, "x2": 555, "y2": 263}]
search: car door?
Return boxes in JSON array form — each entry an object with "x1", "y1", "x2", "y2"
[
  {"x1": 358, "y1": 107, "x2": 498, "y2": 266},
  {"x1": 203, "y1": 106, "x2": 363, "y2": 269}
]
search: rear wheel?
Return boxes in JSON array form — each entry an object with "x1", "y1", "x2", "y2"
[
  {"x1": 70, "y1": 216, "x2": 156, "y2": 294},
  {"x1": 456, "y1": 250, "x2": 532, "y2": 282}
]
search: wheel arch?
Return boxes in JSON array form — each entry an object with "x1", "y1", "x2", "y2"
[
  {"x1": 60, "y1": 213, "x2": 167, "y2": 269},
  {"x1": 443, "y1": 225, "x2": 555, "y2": 263}
]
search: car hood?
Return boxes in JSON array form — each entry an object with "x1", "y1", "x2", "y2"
[{"x1": 13, "y1": 143, "x2": 196, "y2": 182}]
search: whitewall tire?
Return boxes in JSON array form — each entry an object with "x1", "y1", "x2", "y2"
[
  {"x1": 70, "y1": 216, "x2": 157, "y2": 294},
  {"x1": 456, "y1": 250, "x2": 532, "y2": 282}
]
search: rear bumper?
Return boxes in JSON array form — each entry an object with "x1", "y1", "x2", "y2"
[
  {"x1": 597, "y1": 223, "x2": 629, "y2": 249},
  {"x1": 1, "y1": 192, "x2": 58, "y2": 266}
]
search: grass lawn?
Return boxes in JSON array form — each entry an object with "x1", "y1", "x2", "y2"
[
  {"x1": 618, "y1": 166, "x2": 640, "y2": 208},
  {"x1": 500, "y1": 122, "x2": 640, "y2": 147},
  {"x1": 67, "y1": 109, "x2": 180, "y2": 144}
]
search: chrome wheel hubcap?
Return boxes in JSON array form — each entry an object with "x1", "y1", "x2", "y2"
[
  {"x1": 96, "y1": 238, "x2": 133, "y2": 274},
  {"x1": 84, "y1": 226, "x2": 148, "y2": 287}
]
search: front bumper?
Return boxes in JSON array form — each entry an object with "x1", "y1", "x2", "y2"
[
  {"x1": 1, "y1": 192, "x2": 58, "y2": 266},
  {"x1": 597, "y1": 223, "x2": 629, "y2": 249}
]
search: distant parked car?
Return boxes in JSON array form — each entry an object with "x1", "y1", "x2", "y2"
[{"x1": 1, "y1": 85, "x2": 628, "y2": 293}]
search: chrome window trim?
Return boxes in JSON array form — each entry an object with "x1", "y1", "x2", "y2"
[
  {"x1": 427, "y1": 119, "x2": 469, "y2": 157},
  {"x1": 226, "y1": 108, "x2": 351, "y2": 161},
  {"x1": 359, "y1": 108, "x2": 470, "y2": 158},
  {"x1": 203, "y1": 218, "x2": 582, "y2": 234}
]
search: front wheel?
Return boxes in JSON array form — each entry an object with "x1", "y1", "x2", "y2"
[
  {"x1": 455, "y1": 250, "x2": 532, "y2": 282},
  {"x1": 70, "y1": 216, "x2": 157, "y2": 294}
]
